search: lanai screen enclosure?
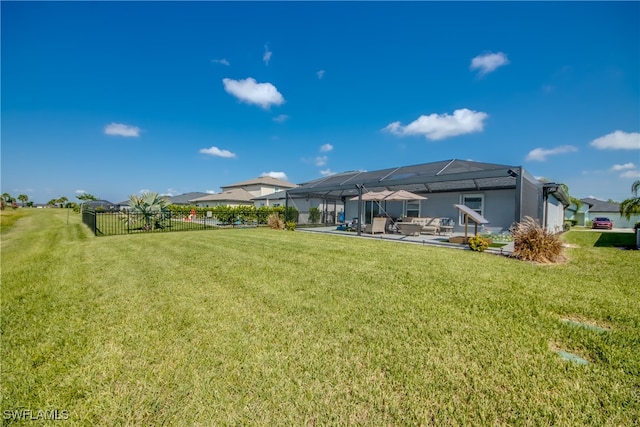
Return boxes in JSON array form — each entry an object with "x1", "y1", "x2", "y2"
[{"x1": 285, "y1": 159, "x2": 569, "y2": 234}]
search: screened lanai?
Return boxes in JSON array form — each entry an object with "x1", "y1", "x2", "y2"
[{"x1": 285, "y1": 159, "x2": 559, "y2": 232}]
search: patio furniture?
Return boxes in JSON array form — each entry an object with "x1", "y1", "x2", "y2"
[
  {"x1": 406, "y1": 217, "x2": 441, "y2": 235},
  {"x1": 396, "y1": 222, "x2": 423, "y2": 236},
  {"x1": 440, "y1": 225, "x2": 454, "y2": 235},
  {"x1": 364, "y1": 217, "x2": 386, "y2": 234}
]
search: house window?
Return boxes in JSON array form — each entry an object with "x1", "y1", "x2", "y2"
[
  {"x1": 459, "y1": 194, "x2": 484, "y2": 223},
  {"x1": 406, "y1": 201, "x2": 420, "y2": 218}
]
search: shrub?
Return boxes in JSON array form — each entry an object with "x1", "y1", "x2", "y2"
[
  {"x1": 285, "y1": 221, "x2": 296, "y2": 231},
  {"x1": 308, "y1": 207, "x2": 321, "y2": 223},
  {"x1": 267, "y1": 213, "x2": 284, "y2": 230},
  {"x1": 510, "y1": 216, "x2": 565, "y2": 263},
  {"x1": 468, "y1": 235, "x2": 490, "y2": 252}
]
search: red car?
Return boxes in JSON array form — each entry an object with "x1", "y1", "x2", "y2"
[{"x1": 592, "y1": 217, "x2": 613, "y2": 230}]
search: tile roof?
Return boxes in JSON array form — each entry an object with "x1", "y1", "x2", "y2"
[{"x1": 189, "y1": 188, "x2": 254, "y2": 203}]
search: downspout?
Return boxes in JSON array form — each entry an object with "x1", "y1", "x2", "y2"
[
  {"x1": 514, "y1": 167, "x2": 523, "y2": 223},
  {"x1": 285, "y1": 191, "x2": 289, "y2": 223},
  {"x1": 356, "y1": 184, "x2": 363, "y2": 236},
  {"x1": 543, "y1": 186, "x2": 549, "y2": 231}
]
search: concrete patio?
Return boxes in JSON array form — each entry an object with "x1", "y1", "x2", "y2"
[{"x1": 297, "y1": 225, "x2": 515, "y2": 256}]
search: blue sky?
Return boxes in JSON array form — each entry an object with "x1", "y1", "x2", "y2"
[{"x1": 2, "y1": 1, "x2": 639, "y2": 204}]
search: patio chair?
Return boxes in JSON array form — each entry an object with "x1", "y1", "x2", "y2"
[{"x1": 364, "y1": 217, "x2": 386, "y2": 234}]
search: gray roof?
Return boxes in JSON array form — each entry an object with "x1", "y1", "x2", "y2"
[
  {"x1": 222, "y1": 176, "x2": 297, "y2": 190},
  {"x1": 581, "y1": 197, "x2": 620, "y2": 213},
  {"x1": 252, "y1": 190, "x2": 288, "y2": 201},
  {"x1": 288, "y1": 159, "x2": 525, "y2": 199},
  {"x1": 167, "y1": 192, "x2": 209, "y2": 205}
]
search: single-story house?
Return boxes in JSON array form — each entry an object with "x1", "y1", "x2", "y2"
[
  {"x1": 570, "y1": 197, "x2": 639, "y2": 229},
  {"x1": 189, "y1": 176, "x2": 297, "y2": 208},
  {"x1": 168, "y1": 192, "x2": 209, "y2": 205},
  {"x1": 86, "y1": 199, "x2": 119, "y2": 212},
  {"x1": 286, "y1": 159, "x2": 570, "y2": 234}
]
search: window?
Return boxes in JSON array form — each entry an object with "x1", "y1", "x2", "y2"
[
  {"x1": 365, "y1": 201, "x2": 380, "y2": 223},
  {"x1": 459, "y1": 194, "x2": 484, "y2": 223},
  {"x1": 406, "y1": 201, "x2": 420, "y2": 218}
]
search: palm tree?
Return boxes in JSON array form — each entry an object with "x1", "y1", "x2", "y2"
[
  {"x1": 126, "y1": 192, "x2": 172, "y2": 230},
  {"x1": 76, "y1": 192, "x2": 97, "y2": 213},
  {"x1": 57, "y1": 196, "x2": 68, "y2": 208},
  {"x1": 619, "y1": 180, "x2": 640, "y2": 222},
  {"x1": 17, "y1": 194, "x2": 29, "y2": 207}
]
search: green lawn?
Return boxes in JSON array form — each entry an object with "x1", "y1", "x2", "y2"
[{"x1": 2, "y1": 209, "x2": 639, "y2": 425}]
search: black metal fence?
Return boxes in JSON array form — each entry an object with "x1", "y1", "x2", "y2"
[{"x1": 82, "y1": 210, "x2": 242, "y2": 236}]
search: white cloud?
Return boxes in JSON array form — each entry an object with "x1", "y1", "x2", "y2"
[
  {"x1": 319, "y1": 143, "x2": 333, "y2": 152},
  {"x1": 261, "y1": 171, "x2": 288, "y2": 180},
  {"x1": 384, "y1": 108, "x2": 488, "y2": 141},
  {"x1": 206, "y1": 189, "x2": 217, "y2": 194},
  {"x1": 320, "y1": 169, "x2": 335, "y2": 177},
  {"x1": 199, "y1": 146, "x2": 237, "y2": 158},
  {"x1": 263, "y1": 44, "x2": 272, "y2": 66},
  {"x1": 222, "y1": 77, "x2": 285, "y2": 109},
  {"x1": 273, "y1": 114, "x2": 289, "y2": 123},
  {"x1": 470, "y1": 52, "x2": 510, "y2": 76},
  {"x1": 212, "y1": 58, "x2": 230, "y2": 66},
  {"x1": 104, "y1": 123, "x2": 141, "y2": 137},
  {"x1": 525, "y1": 145, "x2": 578, "y2": 162},
  {"x1": 621, "y1": 170, "x2": 640, "y2": 179},
  {"x1": 611, "y1": 163, "x2": 636, "y2": 171},
  {"x1": 590, "y1": 130, "x2": 640, "y2": 150},
  {"x1": 315, "y1": 156, "x2": 328, "y2": 167},
  {"x1": 75, "y1": 189, "x2": 86, "y2": 194},
  {"x1": 317, "y1": 70, "x2": 325, "y2": 79}
]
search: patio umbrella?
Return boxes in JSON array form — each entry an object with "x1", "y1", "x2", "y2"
[
  {"x1": 380, "y1": 190, "x2": 427, "y2": 201},
  {"x1": 348, "y1": 190, "x2": 394, "y2": 201}
]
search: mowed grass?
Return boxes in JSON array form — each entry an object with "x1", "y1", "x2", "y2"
[{"x1": 1, "y1": 209, "x2": 638, "y2": 425}]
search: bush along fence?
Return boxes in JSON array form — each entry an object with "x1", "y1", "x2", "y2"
[{"x1": 82, "y1": 205, "x2": 299, "y2": 237}]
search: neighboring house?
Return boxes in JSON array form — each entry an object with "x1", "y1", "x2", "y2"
[
  {"x1": 167, "y1": 192, "x2": 209, "y2": 205},
  {"x1": 287, "y1": 159, "x2": 570, "y2": 233},
  {"x1": 189, "y1": 176, "x2": 297, "y2": 208},
  {"x1": 252, "y1": 190, "x2": 287, "y2": 207},
  {"x1": 189, "y1": 188, "x2": 255, "y2": 208},
  {"x1": 252, "y1": 190, "x2": 344, "y2": 224},
  {"x1": 578, "y1": 197, "x2": 639, "y2": 229},
  {"x1": 86, "y1": 199, "x2": 118, "y2": 211}
]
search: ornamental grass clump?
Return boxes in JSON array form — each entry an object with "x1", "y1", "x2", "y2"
[
  {"x1": 510, "y1": 216, "x2": 565, "y2": 263},
  {"x1": 267, "y1": 213, "x2": 284, "y2": 230}
]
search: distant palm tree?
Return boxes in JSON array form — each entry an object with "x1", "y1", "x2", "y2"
[
  {"x1": 619, "y1": 180, "x2": 640, "y2": 221},
  {"x1": 76, "y1": 193, "x2": 97, "y2": 213},
  {"x1": 17, "y1": 194, "x2": 29, "y2": 207},
  {"x1": 57, "y1": 196, "x2": 68, "y2": 208}
]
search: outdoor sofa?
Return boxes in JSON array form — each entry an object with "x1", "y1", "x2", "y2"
[{"x1": 402, "y1": 217, "x2": 442, "y2": 235}]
